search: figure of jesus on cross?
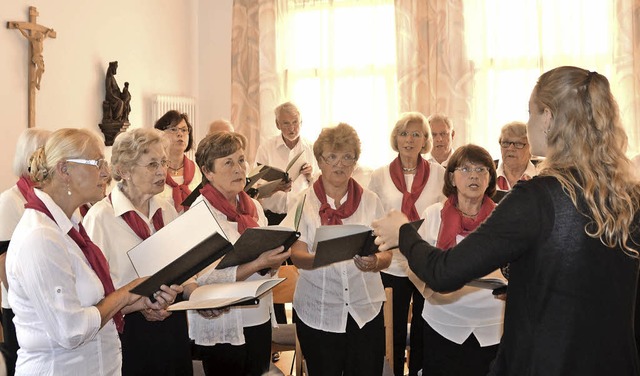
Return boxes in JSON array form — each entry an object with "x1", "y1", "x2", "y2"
[
  {"x1": 7, "y1": 6, "x2": 56, "y2": 128},
  {"x1": 13, "y1": 25, "x2": 54, "y2": 90}
]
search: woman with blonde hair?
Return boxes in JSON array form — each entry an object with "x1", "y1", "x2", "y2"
[
  {"x1": 373, "y1": 66, "x2": 640, "y2": 375},
  {"x1": 6, "y1": 128, "x2": 178, "y2": 375},
  {"x1": 368, "y1": 112, "x2": 445, "y2": 376},
  {"x1": 283, "y1": 123, "x2": 389, "y2": 375}
]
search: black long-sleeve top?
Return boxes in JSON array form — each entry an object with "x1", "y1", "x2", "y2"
[{"x1": 399, "y1": 176, "x2": 640, "y2": 376}]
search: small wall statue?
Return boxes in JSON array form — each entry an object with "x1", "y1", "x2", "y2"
[{"x1": 99, "y1": 61, "x2": 131, "y2": 146}]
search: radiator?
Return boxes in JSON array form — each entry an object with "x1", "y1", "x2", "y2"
[{"x1": 152, "y1": 95, "x2": 198, "y2": 159}]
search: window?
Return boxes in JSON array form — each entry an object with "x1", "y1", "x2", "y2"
[
  {"x1": 278, "y1": 0, "x2": 398, "y2": 169},
  {"x1": 463, "y1": 0, "x2": 614, "y2": 157}
]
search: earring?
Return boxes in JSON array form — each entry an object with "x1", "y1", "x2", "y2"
[{"x1": 67, "y1": 183, "x2": 72, "y2": 196}]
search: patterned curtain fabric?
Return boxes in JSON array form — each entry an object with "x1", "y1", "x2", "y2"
[
  {"x1": 394, "y1": 0, "x2": 473, "y2": 145},
  {"x1": 614, "y1": 0, "x2": 640, "y2": 154},
  {"x1": 231, "y1": 0, "x2": 279, "y2": 164}
]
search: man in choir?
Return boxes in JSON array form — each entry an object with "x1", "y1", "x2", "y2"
[
  {"x1": 254, "y1": 101, "x2": 316, "y2": 226},
  {"x1": 427, "y1": 114, "x2": 455, "y2": 166},
  {"x1": 208, "y1": 119, "x2": 235, "y2": 135}
]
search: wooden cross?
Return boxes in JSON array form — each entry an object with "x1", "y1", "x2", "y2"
[{"x1": 7, "y1": 6, "x2": 57, "y2": 128}]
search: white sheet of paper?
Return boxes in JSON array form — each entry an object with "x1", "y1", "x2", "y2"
[{"x1": 127, "y1": 201, "x2": 226, "y2": 277}]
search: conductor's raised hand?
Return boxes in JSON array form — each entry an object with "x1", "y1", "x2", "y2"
[{"x1": 372, "y1": 210, "x2": 409, "y2": 251}]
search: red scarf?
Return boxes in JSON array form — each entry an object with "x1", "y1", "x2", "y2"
[
  {"x1": 165, "y1": 156, "x2": 196, "y2": 212},
  {"x1": 436, "y1": 194, "x2": 496, "y2": 250},
  {"x1": 79, "y1": 204, "x2": 91, "y2": 218},
  {"x1": 389, "y1": 155, "x2": 430, "y2": 221},
  {"x1": 313, "y1": 176, "x2": 363, "y2": 225},
  {"x1": 199, "y1": 183, "x2": 259, "y2": 234},
  {"x1": 16, "y1": 175, "x2": 36, "y2": 201},
  {"x1": 109, "y1": 193, "x2": 165, "y2": 240},
  {"x1": 24, "y1": 190, "x2": 124, "y2": 333}
]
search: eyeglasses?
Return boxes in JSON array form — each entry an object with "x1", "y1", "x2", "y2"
[
  {"x1": 454, "y1": 166, "x2": 489, "y2": 175},
  {"x1": 499, "y1": 141, "x2": 527, "y2": 149},
  {"x1": 320, "y1": 154, "x2": 357, "y2": 167},
  {"x1": 166, "y1": 127, "x2": 189, "y2": 135},
  {"x1": 66, "y1": 158, "x2": 109, "y2": 170},
  {"x1": 432, "y1": 131, "x2": 450, "y2": 139},
  {"x1": 137, "y1": 159, "x2": 169, "y2": 172},
  {"x1": 279, "y1": 120, "x2": 300, "y2": 129},
  {"x1": 398, "y1": 131, "x2": 423, "y2": 139}
]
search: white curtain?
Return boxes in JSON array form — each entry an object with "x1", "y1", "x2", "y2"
[
  {"x1": 231, "y1": 0, "x2": 640, "y2": 164},
  {"x1": 272, "y1": 0, "x2": 398, "y2": 169},
  {"x1": 462, "y1": 0, "x2": 640, "y2": 158}
]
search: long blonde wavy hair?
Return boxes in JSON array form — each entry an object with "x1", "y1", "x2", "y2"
[{"x1": 533, "y1": 66, "x2": 640, "y2": 256}]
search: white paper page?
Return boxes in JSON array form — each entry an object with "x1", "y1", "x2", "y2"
[
  {"x1": 188, "y1": 278, "x2": 284, "y2": 301},
  {"x1": 127, "y1": 201, "x2": 226, "y2": 277},
  {"x1": 286, "y1": 151, "x2": 307, "y2": 183}
]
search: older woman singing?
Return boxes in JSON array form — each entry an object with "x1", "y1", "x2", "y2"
[
  {"x1": 282, "y1": 123, "x2": 390, "y2": 376},
  {"x1": 83, "y1": 128, "x2": 191, "y2": 375}
]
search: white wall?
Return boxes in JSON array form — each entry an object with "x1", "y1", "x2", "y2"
[{"x1": 0, "y1": 0, "x2": 233, "y2": 191}]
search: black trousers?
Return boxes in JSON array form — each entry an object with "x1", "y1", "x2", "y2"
[
  {"x1": 381, "y1": 272, "x2": 424, "y2": 376},
  {"x1": 1, "y1": 308, "x2": 18, "y2": 376},
  {"x1": 119, "y1": 311, "x2": 193, "y2": 376},
  {"x1": 422, "y1": 319, "x2": 499, "y2": 376},
  {"x1": 197, "y1": 320, "x2": 272, "y2": 376},
  {"x1": 296, "y1": 311, "x2": 385, "y2": 376}
]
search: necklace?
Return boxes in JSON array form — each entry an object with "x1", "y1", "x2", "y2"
[
  {"x1": 456, "y1": 205, "x2": 480, "y2": 217},
  {"x1": 402, "y1": 166, "x2": 417, "y2": 172},
  {"x1": 167, "y1": 163, "x2": 184, "y2": 176}
]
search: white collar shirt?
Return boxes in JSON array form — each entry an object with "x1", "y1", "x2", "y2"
[
  {"x1": 82, "y1": 184, "x2": 179, "y2": 289},
  {"x1": 368, "y1": 161, "x2": 446, "y2": 276},
  {"x1": 6, "y1": 189, "x2": 120, "y2": 375},
  {"x1": 254, "y1": 134, "x2": 318, "y2": 214},
  {"x1": 187, "y1": 194, "x2": 273, "y2": 346},
  {"x1": 426, "y1": 150, "x2": 453, "y2": 167},
  {"x1": 280, "y1": 185, "x2": 386, "y2": 333},
  {"x1": 496, "y1": 160, "x2": 538, "y2": 191},
  {"x1": 416, "y1": 202, "x2": 505, "y2": 347}
]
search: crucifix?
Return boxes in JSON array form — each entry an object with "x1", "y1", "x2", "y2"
[{"x1": 7, "y1": 6, "x2": 57, "y2": 128}]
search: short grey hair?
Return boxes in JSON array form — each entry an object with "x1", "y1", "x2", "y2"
[
  {"x1": 274, "y1": 102, "x2": 301, "y2": 122},
  {"x1": 428, "y1": 114, "x2": 453, "y2": 130},
  {"x1": 499, "y1": 121, "x2": 528, "y2": 141},
  {"x1": 111, "y1": 128, "x2": 168, "y2": 182}
]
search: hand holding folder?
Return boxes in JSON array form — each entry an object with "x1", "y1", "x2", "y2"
[
  {"x1": 168, "y1": 278, "x2": 286, "y2": 311},
  {"x1": 311, "y1": 219, "x2": 424, "y2": 268}
]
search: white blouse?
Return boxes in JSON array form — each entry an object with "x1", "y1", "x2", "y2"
[
  {"x1": 158, "y1": 162, "x2": 202, "y2": 212},
  {"x1": 416, "y1": 202, "x2": 505, "y2": 347},
  {"x1": 368, "y1": 161, "x2": 446, "y2": 276},
  {"x1": 495, "y1": 160, "x2": 538, "y2": 191},
  {"x1": 82, "y1": 184, "x2": 179, "y2": 289},
  {"x1": 254, "y1": 134, "x2": 317, "y2": 214},
  {"x1": 187, "y1": 194, "x2": 274, "y2": 346},
  {"x1": 6, "y1": 189, "x2": 121, "y2": 375},
  {"x1": 281, "y1": 185, "x2": 386, "y2": 333},
  {"x1": 0, "y1": 184, "x2": 26, "y2": 308}
]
